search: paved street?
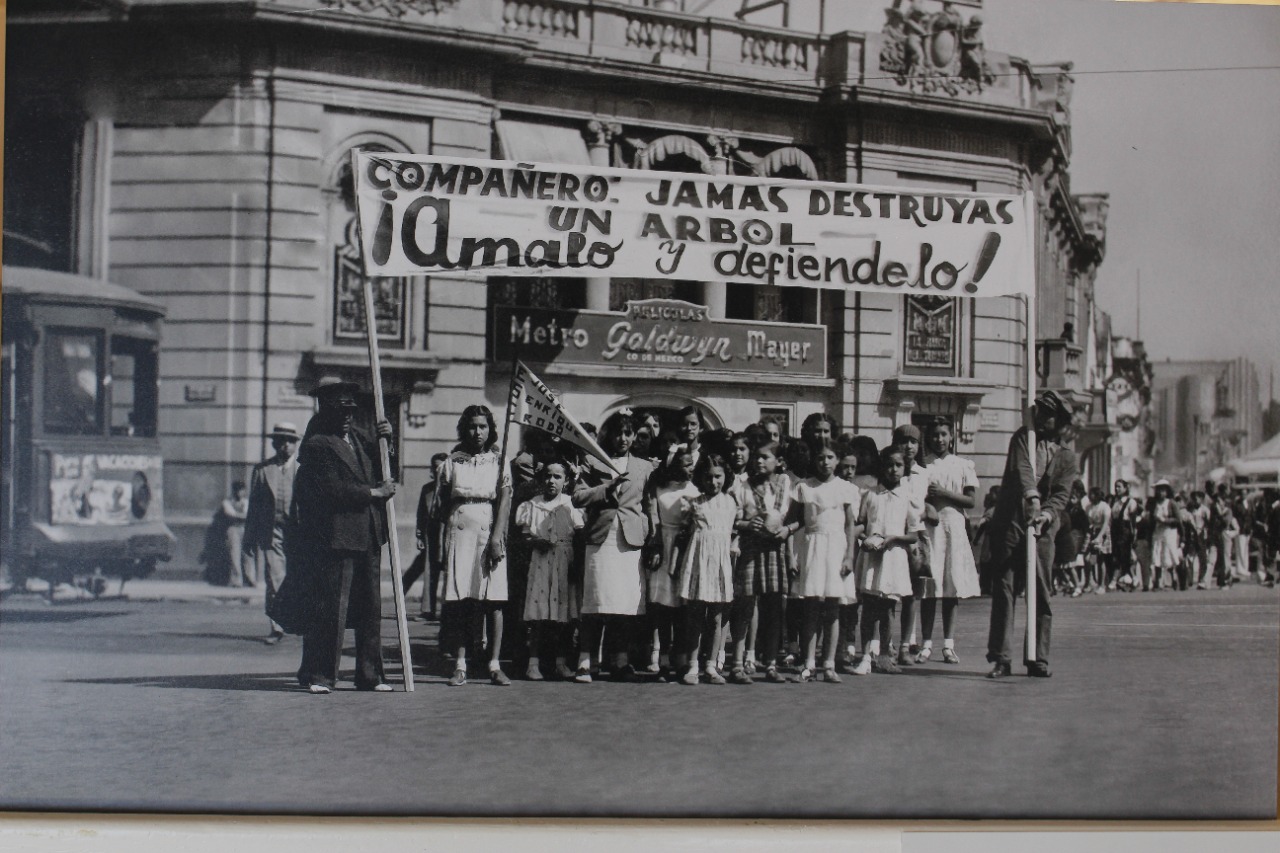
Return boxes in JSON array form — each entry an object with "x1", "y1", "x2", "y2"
[{"x1": 1, "y1": 583, "x2": 1276, "y2": 820}]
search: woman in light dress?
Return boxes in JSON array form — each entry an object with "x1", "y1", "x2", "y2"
[
  {"x1": 437, "y1": 405, "x2": 512, "y2": 687},
  {"x1": 916, "y1": 420, "x2": 979, "y2": 664}
]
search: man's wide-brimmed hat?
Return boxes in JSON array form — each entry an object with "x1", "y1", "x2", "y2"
[
  {"x1": 309, "y1": 378, "x2": 361, "y2": 407},
  {"x1": 1154, "y1": 478, "x2": 1172, "y2": 488},
  {"x1": 1034, "y1": 389, "x2": 1074, "y2": 418},
  {"x1": 267, "y1": 421, "x2": 301, "y2": 441}
]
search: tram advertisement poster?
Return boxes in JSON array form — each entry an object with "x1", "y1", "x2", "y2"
[
  {"x1": 353, "y1": 152, "x2": 1035, "y2": 298},
  {"x1": 494, "y1": 299, "x2": 827, "y2": 377},
  {"x1": 49, "y1": 453, "x2": 163, "y2": 526}
]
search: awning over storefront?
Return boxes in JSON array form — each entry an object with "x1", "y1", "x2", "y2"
[
  {"x1": 1227, "y1": 433, "x2": 1280, "y2": 489},
  {"x1": 496, "y1": 120, "x2": 592, "y2": 165}
]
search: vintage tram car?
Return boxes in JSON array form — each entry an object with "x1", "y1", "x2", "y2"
[{"x1": 2, "y1": 266, "x2": 174, "y2": 595}]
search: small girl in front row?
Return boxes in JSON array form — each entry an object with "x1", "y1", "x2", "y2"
[
  {"x1": 645, "y1": 449, "x2": 700, "y2": 678},
  {"x1": 789, "y1": 438, "x2": 860, "y2": 683},
  {"x1": 730, "y1": 440, "x2": 793, "y2": 684},
  {"x1": 676, "y1": 453, "x2": 738, "y2": 685},
  {"x1": 516, "y1": 460, "x2": 584, "y2": 681},
  {"x1": 853, "y1": 445, "x2": 924, "y2": 675}
]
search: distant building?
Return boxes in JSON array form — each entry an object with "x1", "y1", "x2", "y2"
[
  {"x1": 4, "y1": 0, "x2": 1113, "y2": 573},
  {"x1": 1152, "y1": 357, "x2": 1264, "y2": 489},
  {"x1": 1106, "y1": 336, "x2": 1155, "y2": 496}
]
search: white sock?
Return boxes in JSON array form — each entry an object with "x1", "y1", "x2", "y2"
[
  {"x1": 717, "y1": 649, "x2": 726, "y2": 669},
  {"x1": 867, "y1": 639, "x2": 881, "y2": 657},
  {"x1": 488, "y1": 659, "x2": 501, "y2": 672},
  {"x1": 943, "y1": 638, "x2": 955, "y2": 650},
  {"x1": 577, "y1": 652, "x2": 591, "y2": 670},
  {"x1": 746, "y1": 650, "x2": 756, "y2": 665},
  {"x1": 456, "y1": 655, "x2": 467, "y2": 672},
  {"x1": 528, "y1": 656, "x2": 540, "y2": 669},
  {"x1": 922, "y1": 639, "x2": 933, "y2": 650}
]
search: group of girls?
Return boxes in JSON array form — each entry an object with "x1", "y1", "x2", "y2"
[{"x1": 428, "y1": 403, "x2": 982, "y2": 686}]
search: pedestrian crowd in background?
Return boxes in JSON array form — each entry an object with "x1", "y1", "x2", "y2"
[{"x1": 1050, "y1": 476, "x2": 1279, "y2": 597}]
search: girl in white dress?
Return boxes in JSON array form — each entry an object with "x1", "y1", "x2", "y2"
[
  {"x1": 644, "y1": 449, "x2": 699, "y2": 679},
  {"x1": 436, "y1": 405, "x2": 512, "y2": 687},
  {"x1": 853, "y1": 445, "x2": 924, "y2": 676},
  {"x1": 516, "y1": 461, "x2": 583, "y2": 680},
  {"x1": 916, "y1": 420, "x2": 979, "y2": 664},
  {"x1": 677, "y1": 453, "x2": 738, "y2": 684},
  {"x1": 787, "y1": 439, "x2": 859, "y2": 683},
  {"x1": 893, "y1": 424, "x2": 931, "y2": 667}
]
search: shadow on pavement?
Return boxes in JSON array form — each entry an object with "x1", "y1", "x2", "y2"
[
  {"x1": 897, "y1": 666, "x2": 1003, "y2": 682},
  {"x1": 154, "y1": 630, "x2": 285, "y2": 645},
  {"x1": 0, "y1": 609, "x2": 132, "y2": 624},
  {"x1": 65, "y1": 672, "x2": 306, "y2": 692}
]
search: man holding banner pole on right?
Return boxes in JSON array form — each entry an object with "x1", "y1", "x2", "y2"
[{"x1": 985, "y1": 390, "x2": 1078, "y2": 679}]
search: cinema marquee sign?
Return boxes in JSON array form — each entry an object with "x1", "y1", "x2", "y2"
[{"x1": 493, "y1": 299, "x2": 827, "y2": 378}]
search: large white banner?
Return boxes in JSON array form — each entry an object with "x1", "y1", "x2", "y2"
[{"x1": 353, "y1": 152, "x2": 1035, "y2": 298}]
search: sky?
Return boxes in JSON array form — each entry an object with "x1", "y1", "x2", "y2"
[{"x1": 694, "y1": 0, "x2": 1280, "y2": 400}]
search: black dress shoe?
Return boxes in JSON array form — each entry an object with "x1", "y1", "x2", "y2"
[
  {"x1": 1026, "y1": 663, "x2": 1052, "y2": 678},
  {"x1": 610, "y1": 664, "x2": 642, "y2": 683},
  {"x1": 986, "y1": 661, "x2": 1013, "y2": 679}
]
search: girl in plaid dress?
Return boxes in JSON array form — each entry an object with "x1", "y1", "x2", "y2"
[{"x1": 729, "y1": 441, "x2": 794, "y2": 684}]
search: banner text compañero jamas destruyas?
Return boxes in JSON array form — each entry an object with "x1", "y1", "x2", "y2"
[{"x1": 353, "y1": 152, "x2": 1035, "y2": 299}]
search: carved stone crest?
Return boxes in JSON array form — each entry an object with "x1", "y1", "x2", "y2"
[
  {"x1": 320, "y1": 0, "x2": 458, "y2": 18},
  {"x1": 880, "y1": 0, "x2": 995, "y2": 96}
]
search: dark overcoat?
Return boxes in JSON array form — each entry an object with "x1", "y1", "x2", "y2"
[{"x1": 270, "y1": 422, "x2": 388, "y2": 634}]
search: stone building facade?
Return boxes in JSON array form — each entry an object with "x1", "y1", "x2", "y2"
[
  {"x1": 4, "y1": 0, "x2": 1112, "y2": 571},
  {"x1": 1152, "y1": 357, "x2": 1265, "y2": 489}
]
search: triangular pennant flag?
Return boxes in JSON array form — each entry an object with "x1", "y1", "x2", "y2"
[{"x1": 508, "y1": 361, "x2": 621, "y2": 475}]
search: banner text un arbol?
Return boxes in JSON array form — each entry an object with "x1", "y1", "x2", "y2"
[{"x1": 353, "y1": 152, "x2": 1035, "y2": 298}]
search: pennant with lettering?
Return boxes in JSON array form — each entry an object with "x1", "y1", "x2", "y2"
[{"x1": 508, "y1": 361, "x2": 621, "y2": 474}]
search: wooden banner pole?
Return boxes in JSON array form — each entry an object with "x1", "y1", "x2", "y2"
[
  {"x1": 1025, "y1": 287, "x2": 1038, "y2": 662},
  {"x1": 362, "y1": 278, "x2": 415, "y2": 692}
]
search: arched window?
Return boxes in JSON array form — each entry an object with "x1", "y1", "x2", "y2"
[{"x1": 323, "y1": 138, "x2": 418, "y2": 349}]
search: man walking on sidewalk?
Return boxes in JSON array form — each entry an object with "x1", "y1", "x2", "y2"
[{"x1": 244, "y1": 421, "x2": 301, "y2": 645}]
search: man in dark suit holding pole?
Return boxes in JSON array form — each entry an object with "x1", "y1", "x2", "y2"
[
  {"x1": 986, "y1": 389, "x2": 1078, "y2": 679},
  {"x1": 291, "y1": 378, "x2": 397, "y2": 694}
]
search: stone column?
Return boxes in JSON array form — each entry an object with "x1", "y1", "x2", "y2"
[
  {"x1": 701, "y1": 134, "x2": 738, "y2": 318},
  {"x1": 584, "y1": 120, "x2": 622, "y2": 312}
]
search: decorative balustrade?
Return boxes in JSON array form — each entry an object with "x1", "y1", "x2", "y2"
[
  {"x1": 740, "y1": 30, "x2": 810, "y2": 72},
  {"x1": 297, "y1": 0, "x2": 1045, "y2": 103},
  {"x1": 502, "y1": 0, "x2": 580, "y2": 39},
  {"x1": 624, "y1": 11, "x2": 698, "y2": 57}
]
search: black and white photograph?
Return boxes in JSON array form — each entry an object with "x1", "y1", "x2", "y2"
[{"x1": 2, "y1": 0, "x2": 1278, "y2": 825}]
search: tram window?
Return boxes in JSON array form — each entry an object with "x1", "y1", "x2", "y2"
[
  {"x1": 109, "y1": 337, "x2": 158, "y2": 438},
  {"x1": 44, "y1": 330, "x2": 103, "y2": 436}
]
